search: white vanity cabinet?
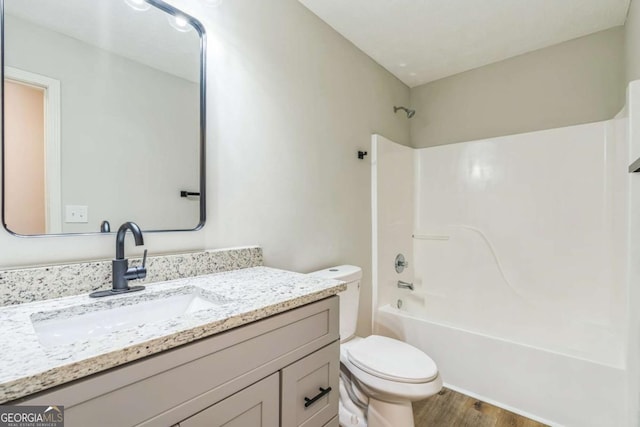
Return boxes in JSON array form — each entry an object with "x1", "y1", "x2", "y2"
[{"x1": 15, "y1": 296, "x2": 340, "y2": 427}]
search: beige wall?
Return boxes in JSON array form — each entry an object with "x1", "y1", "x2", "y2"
[
  {"x1": 0, "y1": 0, "x2": 409, "y2": 334},
  {"x1": 200, "y1": 0, "x2": 409, "y2": 335},
  {"x1": 627, "y1": 0, "x2": 640, "y2": 83},
  {"x1": 4, "y1": 81, "x2": 45, "y2": 235},
  {"x1": 410, "y1": 27, "x2": 625, "y2": 148}
]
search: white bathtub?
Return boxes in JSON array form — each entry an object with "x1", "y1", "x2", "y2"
[
  {"x1": 375, "y1": 304, "x2": 627, "y2": 427},
  {"x1": 371, "y1": 124, "x2": 631, "y2": 426}
]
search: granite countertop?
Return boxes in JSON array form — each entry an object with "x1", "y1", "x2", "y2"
[{"x1": 0, "y1": 266, "x2": 345, "y2": 403}]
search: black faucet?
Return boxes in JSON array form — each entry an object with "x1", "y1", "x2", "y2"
[{"x1": 90, "y1": 221, "x2": 148, "y2": 298}]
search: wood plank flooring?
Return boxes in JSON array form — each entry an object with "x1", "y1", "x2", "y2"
[{"x1": 412, "y1": 388, "x2": 548, "y2": 427}]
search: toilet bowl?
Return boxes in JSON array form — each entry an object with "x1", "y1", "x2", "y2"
[{"x1": 310, "y1": 265, "x2": 442, "y2": 427}]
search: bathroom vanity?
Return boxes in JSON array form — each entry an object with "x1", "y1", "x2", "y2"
[
  {"x1": 0, "y1": 1, "x2": 342, "y2": 423},
  {"x1": 0, "y1": 266, "x2": 344, "y2": 427}
]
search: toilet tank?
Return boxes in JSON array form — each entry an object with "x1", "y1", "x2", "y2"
[{"x1": 309, "y1": 265, "x2": 362, "y2": 342}]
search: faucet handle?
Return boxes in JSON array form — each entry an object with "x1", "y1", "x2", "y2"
[
  {"x1": 127, "y1": 249, "x2": 148, "y2": 281},
  {"x1": 136, "y1": 249, "x2": 148, "y2": 280}
]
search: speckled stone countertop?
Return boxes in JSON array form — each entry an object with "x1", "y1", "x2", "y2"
[
  {"x1": 0, "y1": 266, "x2": 345, "y2": 403},
  {"x1": 0, "y1": 246, "x2": 263, "y2": 307}
]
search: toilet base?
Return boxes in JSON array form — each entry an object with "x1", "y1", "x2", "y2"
[{"x1": 367, "y1": 398, "x2": 414, "y2": 427}]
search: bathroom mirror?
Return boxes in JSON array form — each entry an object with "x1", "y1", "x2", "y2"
[{"x1": 1, "y1": 0, "x2": 205, "y2": 235}]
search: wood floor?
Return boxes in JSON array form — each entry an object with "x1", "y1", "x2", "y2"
[{"x1": 413, "y1": 388, "x2": 548, "y2": 427}]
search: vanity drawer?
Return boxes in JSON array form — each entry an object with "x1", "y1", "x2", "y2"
[{"x1": 281, "y1": 341, "x2": 339, "y2": 427}]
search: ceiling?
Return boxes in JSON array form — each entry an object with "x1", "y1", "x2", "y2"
[
  {"x1": 5, "y1": 0, "x2": 201, "y2": 83},
  {"x1": 299, "y1": 0, "x2": 631, "y2": 87}
]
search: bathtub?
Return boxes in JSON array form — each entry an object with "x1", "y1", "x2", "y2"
[{"x1": 375, "y1": 303, "x2": 627, "y2": 427}]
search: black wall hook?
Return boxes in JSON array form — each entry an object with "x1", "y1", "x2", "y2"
[{"x1": 358, "y1": 151, "x2": 368, "y2": 159}]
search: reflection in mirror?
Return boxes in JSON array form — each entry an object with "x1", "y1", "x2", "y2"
[{"x1": 2, "y1": 0, "x2": 205, "y2": 235}]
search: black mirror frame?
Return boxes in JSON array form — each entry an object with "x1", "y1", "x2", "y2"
[{"x1": 0, "y1": 0, "x2": 207, "y2": 236}]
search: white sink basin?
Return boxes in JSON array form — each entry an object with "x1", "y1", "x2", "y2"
[{"x1": 31, "y1": 287, "x2": 231, "y2": 348}]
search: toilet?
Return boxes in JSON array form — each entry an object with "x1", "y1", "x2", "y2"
[{"x1": 310, "y1": 265, "x2": 443, "y2": 427}]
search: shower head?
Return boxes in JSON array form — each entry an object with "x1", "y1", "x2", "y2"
[{"x1": 394, "y1": 106, "x2": 415, "y2": 119}]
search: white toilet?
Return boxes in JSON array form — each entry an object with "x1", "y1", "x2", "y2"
[{"x1": 310, "y1": 265, "x2": 443, "y2": 427}]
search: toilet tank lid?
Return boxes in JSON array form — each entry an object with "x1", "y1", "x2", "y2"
[{"x1": 309, "y1": 265, "x2": 362, "y2": 282}]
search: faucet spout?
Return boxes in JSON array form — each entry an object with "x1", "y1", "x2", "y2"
[
  {"x1": 397, "y1": 280, "x2": 414, "y2": 291},
  {"x1": 100, "y1": 220, "x2": 111, "y2": 233},
  {"x1": 115, "y1": 221, "x2": 144, "y2": 260}
]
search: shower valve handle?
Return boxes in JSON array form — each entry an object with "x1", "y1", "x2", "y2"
[{"x1": 395, "y1": 253, "x2": 408, "y2": 273}]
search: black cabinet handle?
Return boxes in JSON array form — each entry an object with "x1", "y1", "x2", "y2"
[
  {"x1": 304, "y1": 386, "x2": 332, "y2": 408},
  {"x1": 180, "y1": 191, "x2": 201, "y2": 198}
]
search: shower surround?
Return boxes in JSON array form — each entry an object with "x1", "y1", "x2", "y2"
[{"x1": 371, "y1": 89, "x2": 633, "y2": 426}]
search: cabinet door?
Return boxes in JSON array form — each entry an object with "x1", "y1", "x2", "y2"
[
  {"x1": 281, "y1": 341, "x2": 339, "y2": 427},
  {"x1": 179, "y1": 373, "x2": 279, "y2": 427},
  {"x1": 323, "y1": 416, "x2": 339, "y2": 427}
]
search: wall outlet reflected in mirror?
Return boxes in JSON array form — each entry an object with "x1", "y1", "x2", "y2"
[{"x1": 65, "y1": 205, "x2": 88, "y2": 224}]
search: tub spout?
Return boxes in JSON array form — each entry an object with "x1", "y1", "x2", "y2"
[{"x1": 397, "y1": 281, "x2": 414, "y2": 291}]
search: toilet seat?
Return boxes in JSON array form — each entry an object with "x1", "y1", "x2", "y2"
[
  {"x1": 346, "y1": 335, "x2": 438, "y2": 384},
  {"x1": 340, "y1": 337, "x2": 442, "y2": 404}
]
